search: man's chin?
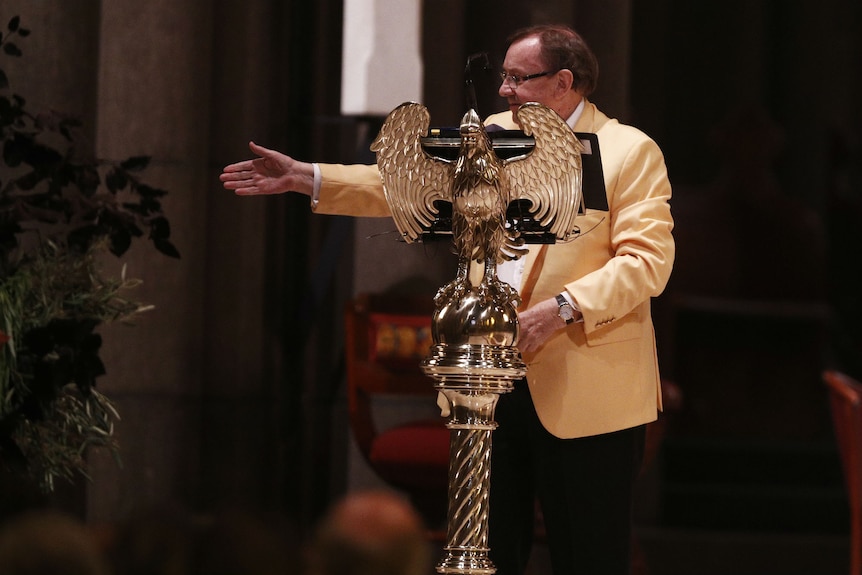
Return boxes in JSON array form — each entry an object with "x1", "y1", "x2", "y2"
[{"x1": 508, "y1": 106, "x2": 523, "y2": 127}]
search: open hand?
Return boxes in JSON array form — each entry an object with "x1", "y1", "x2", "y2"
[{"x1": 220, "y1": 141, "x2": 314, "y2": 197}]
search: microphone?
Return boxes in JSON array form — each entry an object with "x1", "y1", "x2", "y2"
[{"x1": 464, "y1": 52, "x2": 493, "y2": 115}]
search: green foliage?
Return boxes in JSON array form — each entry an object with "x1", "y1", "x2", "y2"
[{"x1": 0, "y1": 16, "x2": 179, "y2": 491}]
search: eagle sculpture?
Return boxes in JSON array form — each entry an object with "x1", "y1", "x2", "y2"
[{"x1": 371, "y1": 102, "x2": 584, "y2": 306}]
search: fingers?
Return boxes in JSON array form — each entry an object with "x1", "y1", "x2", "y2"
[
  {"x1": 221, "y1": 159, "x2": 253, "y2": 174},
  {"x1": 219, "y1": 164, "x2": 253, "y2": 182},
  {"x1": 222, "y1": 179, "x2": 263, "y2": 196},
  {"x1": 219, "y1": 164, "x2": 256, "y2": 195},
  {"x1": 220, "y1": 141, "x2": 286, "y2": 196},
  {"x1": 234, "y1": 187, "x2": 263, "y2": 196},
  {"x1": 221, "y1": 180, "x2": 254, "y2": 194},
  {"x1": 248, "y1": 140, "x2": 272, "y2": 157},
  {"x1": 220, "y1": 141, "x2": 267, "y2": 174}
]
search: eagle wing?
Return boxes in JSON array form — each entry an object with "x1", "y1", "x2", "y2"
[
  {"x1": 370, "y1": 102, "x2": 453, "y2": 243},
  {"x1": 504, "y1": 102, "x2": 584, "y2": 242}
]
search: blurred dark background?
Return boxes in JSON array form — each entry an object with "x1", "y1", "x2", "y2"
[{"x1": 1, "y1": 1, "x2": 860, "y2": 573}]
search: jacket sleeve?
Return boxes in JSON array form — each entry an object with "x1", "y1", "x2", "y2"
[
  {"x1": 313, "y1": 163, "x2": 392, "y2": 217},
  {"x1": 565, "y1": 125, "x2": 675, "y2": 336}
]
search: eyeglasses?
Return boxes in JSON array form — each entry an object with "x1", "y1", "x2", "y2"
[{"x1": 499, "y1": 70, "x2": 555, "y2": 87}]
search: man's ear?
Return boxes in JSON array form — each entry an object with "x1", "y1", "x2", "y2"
[{"x1": 556, "y1": 69, "x2": 575, "y2": 95}]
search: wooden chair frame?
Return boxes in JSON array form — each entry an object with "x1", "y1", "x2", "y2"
[
  {"x1": 343, "y1": 293, "x2": 448, "y2": 526},
  {"x1": 824, "y1": 369, "x2": 862, "y2": 575}
]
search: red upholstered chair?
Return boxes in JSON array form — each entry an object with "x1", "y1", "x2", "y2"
[
  {"x1": 344, "y1": 293, "x2": 449, "y2": 528},
  {"x1": 824, "y1": 370, "x2": 862, "y2": 575}
]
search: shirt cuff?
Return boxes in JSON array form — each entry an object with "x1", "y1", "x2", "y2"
[
  {"x1": 311, "y1": 163, "x2": 322, "y2": 209},
  {"x1": 559, "y1": 291, "x2": 584, "y2": 323}
]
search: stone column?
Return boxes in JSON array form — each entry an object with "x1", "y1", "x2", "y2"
[{"x1": 85, "y1": 0, "x2": 214, "y2": 521}]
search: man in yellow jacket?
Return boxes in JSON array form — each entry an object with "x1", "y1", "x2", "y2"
[{"x1": 222, "y1": 24, "x2": 674, "y2": 575}]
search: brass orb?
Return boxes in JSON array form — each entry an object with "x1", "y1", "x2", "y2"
[{"x1": 432, "y1": 290, "x2": 519, "y2": 347}]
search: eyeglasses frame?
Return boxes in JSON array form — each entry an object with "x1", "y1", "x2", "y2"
[{"x1": 498, "y1": 69, "x2": 557, "y2": 87}]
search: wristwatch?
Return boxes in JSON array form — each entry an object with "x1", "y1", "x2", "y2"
[{"x1": 555, "y1": 294, "x2": 576, "y2": 325}]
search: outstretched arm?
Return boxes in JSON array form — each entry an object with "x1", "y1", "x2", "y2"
[{"x1": 220, "y1": 141, "x2": 315, "y2": 197}]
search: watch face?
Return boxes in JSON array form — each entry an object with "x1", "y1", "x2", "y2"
[{"x1": 555, "y1": 294, "x2": 574, "y2": 323}]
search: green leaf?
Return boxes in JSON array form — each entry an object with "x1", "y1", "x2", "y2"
[
  {"x1": 154, "y1": 238, "x2": 180, "y2": 259},
  {"x1": 105, "y1": 168, "x2": 127, "y2": 193},
  {"x1": 66, "y1": 224, "x2": 98, "y2": 253},
  {"x1": 109, "y1": 230, "x2": 132, "y2": 257},
  {"x1": 75, "y1": 165, "x2": 101, "y2": 196},
  {"x1": 136, "y1": 183, "x2": 168, "y2": 198},
  {"x1": 23, "y1": 140, "x2": 63, "y2": 168},
  {"x1": 121, "y1": 202, "x2": 147, "y2": 216},
  {"x1": 141, "y1": 196, "x2": 162, "y2": 213},
  {"x1": 149, "y1": 216, "x2": 171, "y2": 239},
  {"x1": 3, "y1": 137, "x2": 24, "y2": 167},
  {"x1": 3, "y1": 43, "x2": 22, "y2": 57},
  {"x1": 12, "y1": 169, "x2": 42, "y2": 191},
  {"x1": 119, "y1": 155, "x2": 150, "y2": 171}
]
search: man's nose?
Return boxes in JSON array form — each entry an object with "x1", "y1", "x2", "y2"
[{"x1": 498, "y1": 80, "x2": 515, "y2": 97}]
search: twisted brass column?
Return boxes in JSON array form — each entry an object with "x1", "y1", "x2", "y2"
[{"x1": 422, "y1": 293, "x2": 525, "y2": 574}]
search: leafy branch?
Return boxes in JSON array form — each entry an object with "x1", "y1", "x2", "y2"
[{"x1": 0, "y1": 15, "x2": 179, "y2": 490}]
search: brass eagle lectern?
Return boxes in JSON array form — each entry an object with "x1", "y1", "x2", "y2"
[{"x1": 372, "y1": 101, "x2": 583, "y2": 574}]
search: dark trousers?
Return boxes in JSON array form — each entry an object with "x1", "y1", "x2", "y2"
[{"x1": 488, "y1": 381, "x2": 646, "y2": 575}]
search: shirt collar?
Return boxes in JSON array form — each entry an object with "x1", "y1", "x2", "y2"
[{"x1": 566, "y1": 98, "x2": 585, "y2": 130}]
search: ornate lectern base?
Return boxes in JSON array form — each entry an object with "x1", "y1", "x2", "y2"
[
  {"x1": 436, "y1": 548, "x2": 497, "y2": 575},
  {"x1": 423, "y1": 342, "x2": 525, "y2": 575},
  {"x1": 423, "y1": 344, "x2": 524, "y2": 388}
]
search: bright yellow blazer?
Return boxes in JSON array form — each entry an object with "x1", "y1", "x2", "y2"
[{"x1": 315, "y1": 99, "x2": 675, "y2": 439}]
